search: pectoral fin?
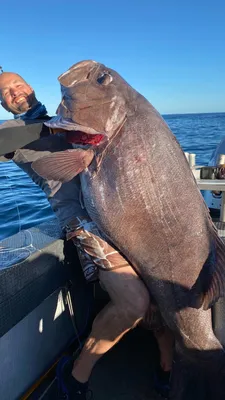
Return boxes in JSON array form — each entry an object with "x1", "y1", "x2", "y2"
[{"x1": 32, "y1": 148, "x2": 94, "y2": 182}]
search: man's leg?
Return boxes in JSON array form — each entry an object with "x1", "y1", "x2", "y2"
[
  {"x1": 142, "y1": 304, "x2": 174, "y2": 372},
  {"x1": 154, "y1": 327, "x2": 174, "y2": 372},
  {"x1": 63, "y1": 220, "x2": 174, "y2": 398},
  {"x1": 72, "y1": 264, "x2": 150, "y2": 383},
  {"x1": 142, "y1": 301, "x2": 174, "y2": 397}
]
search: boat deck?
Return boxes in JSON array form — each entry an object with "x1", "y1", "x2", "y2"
[
  {"x1": 90, "y1": 328, "x2": 160, "y2": 400},
  {"x1": 42, "y1": 325, "x2": 211, "y2": 400},
  {"x1": 42, "y1": 327, "x2": 162, "y2": 400}
]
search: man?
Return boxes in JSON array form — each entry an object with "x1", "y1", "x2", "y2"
[
  {"x1": 0, "y1": 72, "x2": 47, "y2": 119},
  {"x1": 0, "y1": 72, "x2": 173, "y2": 399}
]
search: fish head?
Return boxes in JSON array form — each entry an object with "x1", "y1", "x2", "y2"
[{"x1": 50, "y1": 60, "x2": 136, "y2": 139}]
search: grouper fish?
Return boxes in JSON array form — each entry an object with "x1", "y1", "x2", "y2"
[{"x1": 33, "y1": 60, "x2": 225, "y2": 398}]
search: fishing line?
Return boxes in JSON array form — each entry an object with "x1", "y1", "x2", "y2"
[{"x1": 4, "y1": 164, "x2": 22, "y2": 234}]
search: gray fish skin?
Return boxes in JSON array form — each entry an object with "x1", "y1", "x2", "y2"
[
  {"x1": 81, "y1": 96, "x2": 225, "y2": 361},
  {"x1": 32, "y1": 60, "x2": 225, "y2": 396}
]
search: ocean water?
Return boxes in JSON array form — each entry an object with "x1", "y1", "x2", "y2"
[{"x1": 0, "y1": 112, "x2": 225, "y2": 240}]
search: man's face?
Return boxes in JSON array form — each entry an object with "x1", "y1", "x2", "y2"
[{"x1": 0, "y1": 73, "x2": 38, "y2": 115}]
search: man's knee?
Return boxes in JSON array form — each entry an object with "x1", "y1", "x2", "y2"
[
  {"x1": 99, "y1": 267, "x2": 150, "y2": 323},
  {"x1": 91, "y1": 289, "x2": 149, "y2": 333},
  {"x1": 126, "y1": 289, "x2": 150, "y2": 322}
]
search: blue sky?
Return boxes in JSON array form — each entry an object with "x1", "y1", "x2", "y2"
[{"x1": 0, "y1": 0, "x2": 224, "y2": 119}]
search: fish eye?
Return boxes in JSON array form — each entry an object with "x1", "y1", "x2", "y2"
[{"x1": 96, "y1": 72, "x2": 112, "y2": 86}]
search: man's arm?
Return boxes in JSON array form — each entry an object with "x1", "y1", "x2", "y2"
[{"x1": 0, "y1": 119, "x2": 50, "y2": 159}]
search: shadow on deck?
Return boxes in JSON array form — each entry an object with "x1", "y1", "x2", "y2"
[{"x1": 43, "y1": 327, "x2": 162, "y2": 400}]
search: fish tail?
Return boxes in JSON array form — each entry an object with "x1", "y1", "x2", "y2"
[{"x1": 193, "y1": 224, "x2": 225, "y2": 310}]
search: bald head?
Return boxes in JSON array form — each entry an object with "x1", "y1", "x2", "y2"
[
  {"x1": 0, "y1": 72, "x2": 24, "y2": 83},
  {"x1": 0, "y1": 72, "x2": 38, "y2": 115}
]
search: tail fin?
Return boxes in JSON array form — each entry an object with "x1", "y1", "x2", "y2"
[{"x1": 192, "y1": 225, "x2": 225, "y2": 310}]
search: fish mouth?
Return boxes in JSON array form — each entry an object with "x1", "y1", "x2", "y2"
[{"x1": 44, "y1": 115, "x2": 104, "y2": 136}]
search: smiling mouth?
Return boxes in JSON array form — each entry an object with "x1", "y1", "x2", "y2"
[{"x1": 14, "y1": 95, "x2": 27, "y2": 105}]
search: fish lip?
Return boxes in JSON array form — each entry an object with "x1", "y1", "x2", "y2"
[{"x1": 44, "y1": 115, "x2": 105, "y2": 136}]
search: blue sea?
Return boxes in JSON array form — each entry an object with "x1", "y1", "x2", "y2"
[{"x1": 0, "y1": 112, "x2": 225, "y2": 241}]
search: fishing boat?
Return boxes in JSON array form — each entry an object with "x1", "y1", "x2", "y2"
[
  {"x1": 185, "y1": 148, "x2": 225, "y2": 220},
  {"x1": 1, "y1": 122, "x2": 225, "y2": 400},
  {"x1": 201, "y1": 138, "x2": 225, "y2": 215}
]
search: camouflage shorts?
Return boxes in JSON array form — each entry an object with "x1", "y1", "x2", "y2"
[
  {"x1": 64, "y1": 216, "x2": 128, "y2": 283},
  {"x1": 65, "y1": 217, "x2": 158, "y2": 331}
]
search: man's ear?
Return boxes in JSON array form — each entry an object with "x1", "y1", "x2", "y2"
[
  {"x1": 28, "y1": 85, "x2": 34, "y2": 93},
  {"x1": 1, "y1": 100, "x2": 10, "y2": 112}
]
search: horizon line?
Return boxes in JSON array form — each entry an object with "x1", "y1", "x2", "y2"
[{"x1": 0, "y1": 111, "x2": 225, "y2": 121}]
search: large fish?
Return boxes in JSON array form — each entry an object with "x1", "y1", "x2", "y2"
[{"x1": 33, "y1": 60, "x2": 225, "y2": 398}]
